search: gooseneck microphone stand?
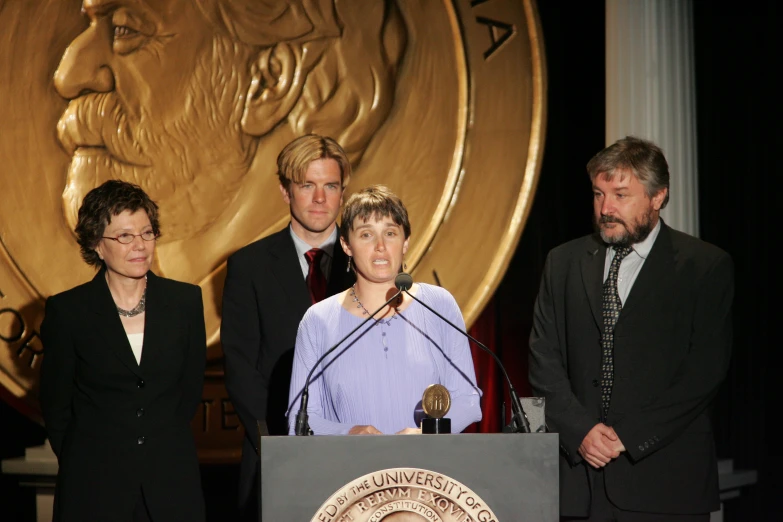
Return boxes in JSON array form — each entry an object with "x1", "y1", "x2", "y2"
[{"x1": 394, "y1": 273, "x2": 531, "y2": 433}]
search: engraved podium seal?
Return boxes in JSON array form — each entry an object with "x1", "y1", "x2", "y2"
[{"x1": 313, "y1": 467, "x2": 500, "y2": 522}]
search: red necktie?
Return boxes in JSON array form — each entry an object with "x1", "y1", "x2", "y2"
[{"x1": 304, "y1": 248, "x2": 327, "y2": 304}]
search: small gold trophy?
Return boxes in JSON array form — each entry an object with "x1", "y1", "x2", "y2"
[{"x1": 421, "y1": 384, "x2": 452, "y2": 434}]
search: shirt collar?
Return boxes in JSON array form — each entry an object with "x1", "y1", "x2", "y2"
[
  {"x1": 629, "y1": 218, "x2": 661, "y2": 259},
  {"x1": 289, "y1": 224, "x2": 338, "y2": 259}
]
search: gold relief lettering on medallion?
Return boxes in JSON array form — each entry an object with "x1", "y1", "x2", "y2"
[
  {"x1": 220, "y1": 398, "x2": 241, "y2": 431},
  {"x1": 197, "y1": 399, "x2": 214, "y2": 434},
  {"x1": 0, "y1": 255, "x2": 45, "y2": 398},
  {"x1": 191, "y1": 379, "x2": 244, "y2": 463},
  {"x1": 16, "y1": 332, "x2": 45, "y2": 370},
  {"x1": 475, "y1": 17, "x2": 516, "y2": 60},
  {"x1": 0, "y1": 308, "x2": 24, "y2": 344}
]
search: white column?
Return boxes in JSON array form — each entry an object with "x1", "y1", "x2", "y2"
[{"x1": 606, "y1": 0, "x2": 699, "y2": 236}]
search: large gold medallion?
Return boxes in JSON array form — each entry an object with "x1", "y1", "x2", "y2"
[{"x1": 0, "y1": 0, "x2": 545, "y2": 460}]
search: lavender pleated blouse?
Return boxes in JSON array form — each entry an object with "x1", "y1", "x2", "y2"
[{"x1": 287, "y1": 283, "x2": 482, "y2": 435}]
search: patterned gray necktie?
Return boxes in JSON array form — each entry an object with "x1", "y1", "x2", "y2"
[{"x1": 601, "y1": 246, "x2": 632, "y2": 419}]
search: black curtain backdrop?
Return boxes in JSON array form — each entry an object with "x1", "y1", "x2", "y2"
[
  {"x1": 1, "y1": 2, "x2": 777, "y2": 520},
  {"x1": 693, "y1": 1, "x2": 778, "y2": 519}
]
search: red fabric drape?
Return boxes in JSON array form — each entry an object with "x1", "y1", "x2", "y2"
[
  {"x1": 463, "y1": 295, "x2": 533, "y2": 433},
  {"x1": 464, "y1": 299, "x2": 502, "y2": 433}
]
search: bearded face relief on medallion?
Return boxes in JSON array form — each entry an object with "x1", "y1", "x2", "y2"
[{"x1": 53, "y1": 0, "x2": 410, "y2": 280}]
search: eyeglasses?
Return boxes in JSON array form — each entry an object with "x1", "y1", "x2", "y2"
[{"x1": 102, "y1": 231, "x2": 159, "y2": 244}]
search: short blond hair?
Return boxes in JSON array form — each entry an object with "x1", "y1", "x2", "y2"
[{"x1": 277, "y1": 134, "x2": 352, "y2": 192}]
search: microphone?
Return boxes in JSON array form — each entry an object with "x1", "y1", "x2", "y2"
[
  {"x1": 294, "y1": 286, "x2": 404, "y2": 436},
  {"x1": 395, "y1": 273, "x2": 532, "y2": 433}
]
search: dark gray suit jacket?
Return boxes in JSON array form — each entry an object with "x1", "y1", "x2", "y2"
[
  {"x1": 40, "y1": 269, "x2": 207, "y2": 521},
  {"x1": 221, "y1": 226, "x2": 354, "y2": 512},
  {"x1": 529, "y1": 223, "x2": 733, "y2": 516}
]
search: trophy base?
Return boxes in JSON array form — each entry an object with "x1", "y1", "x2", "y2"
[{"x1": 421, "y1": 418, "x2": 451, "y2": 434}]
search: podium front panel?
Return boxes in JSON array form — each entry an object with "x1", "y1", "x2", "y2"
[{"x1": 260, "y1": 433, "x2": 558, "y2": 520}]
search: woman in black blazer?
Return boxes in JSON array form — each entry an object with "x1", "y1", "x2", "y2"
[{"x1": 40, "y1": 180, "x2": 207, "y2": 522}]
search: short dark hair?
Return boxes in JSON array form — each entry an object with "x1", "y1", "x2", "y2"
[
  {"x1": 340, "y1": 185, "x2": 411, "y2": 240},
  {"x1": 75, "y1": 180, "x2": 161, "y2": 268},
  {"x1": 586, "y1": 136, "x2": 670, "y2": 208}
]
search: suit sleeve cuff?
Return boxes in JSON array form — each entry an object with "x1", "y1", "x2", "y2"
[{"x1": 614, "y1": 426, "x2": 661, "y2": 461}]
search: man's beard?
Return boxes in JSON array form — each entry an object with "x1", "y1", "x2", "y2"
[
  {"x1": 58, "y1": 37, "x2": 256, "y2": 242},
  {"x1": 594, "y1": 208, "x2": 657, "y2": 248}
]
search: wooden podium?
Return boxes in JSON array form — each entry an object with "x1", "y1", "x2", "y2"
[{"x1": 258, "y1": 432, "x2": 559, "y2": 520}]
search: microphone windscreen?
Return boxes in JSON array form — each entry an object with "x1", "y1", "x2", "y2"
[{"x1": 395, "y1": 272, "x2": 413, "y2": 291}]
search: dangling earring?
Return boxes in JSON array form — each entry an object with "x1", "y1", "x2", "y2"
[
  {"x1": 346, "y1": 256, "x2": 352, "y2": 273},
  {"x1": 403, "y1": 261, "x2": 407, "y2": 271}
]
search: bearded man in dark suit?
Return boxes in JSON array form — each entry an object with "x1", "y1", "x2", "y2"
[
  {"x1": 529, "y1": 136, "x2": 733, "y2": 521},
  {"x1": 221, "y1": 134, "x2": 355, "y2": 520}
]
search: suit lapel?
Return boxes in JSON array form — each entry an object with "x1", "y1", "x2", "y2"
[
  {"x1": 87, "y1": 269, "x2": 143, "y2": 377},
  {"x1": 581, "y1": 235, "x2": 607, "y2": 328},
  {"x1": 619, "y1": 223, "x2": 676, "y2": 320},
  {"x1": 269, "y1": 230, "x2": 312, "y2": 315},
  {"x1": 138, "y1": 271, "x2": 167, "y2": 369}
]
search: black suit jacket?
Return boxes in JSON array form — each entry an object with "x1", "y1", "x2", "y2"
[
  {"x1": 529, "y1": 223, "x2": 733, "y2": 516},
  {"x1": 40, "y1": 269, "x2": 207, "y2": 522},
  {"x1": 221, "y1": 226, "x2": 354, "y2": 511}
]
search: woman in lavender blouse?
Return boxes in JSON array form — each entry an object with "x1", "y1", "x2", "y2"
[{"x1": 287, "y1": 185, "x2": 482, "y2": 435}]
